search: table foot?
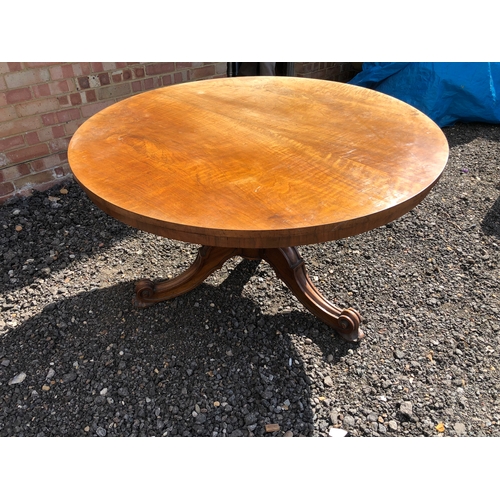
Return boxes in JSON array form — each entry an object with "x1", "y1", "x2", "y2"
[
  {"x1": 134, "y1": 245, "x2": 363, "y2": 342},
  {"x1": 257, "y1": 247, "x2": 364, "y2": 342},
  {"x1": 134, "y1": 246, "x2": 238, "y2": 308}
]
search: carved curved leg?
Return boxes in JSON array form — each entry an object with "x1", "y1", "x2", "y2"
[
  {"x1": 260, "y1": 247, "x2": 364, "y2": 342},
  {"x1": 134, "y1": 245, "x2": 237, "y2": 308},
  {"x1": 133, "y1": 244, "x2": 363, "y2": 342}
]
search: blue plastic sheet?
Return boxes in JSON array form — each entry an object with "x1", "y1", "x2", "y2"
[{"x1": 348, "y1": 62, "x2": 500, "y2": 127}]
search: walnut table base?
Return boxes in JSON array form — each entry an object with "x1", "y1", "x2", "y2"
[{"x1": 134, "y1": 245, "x2": 364, "y2": 342}]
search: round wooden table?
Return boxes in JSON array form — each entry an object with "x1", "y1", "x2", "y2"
[{"x1": 68, "y1": 77, "x2": 449, "y2": 341}]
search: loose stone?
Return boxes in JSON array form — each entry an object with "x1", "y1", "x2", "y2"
[
  {"x1": 400, "y1": 401, "x2": 413, "y2": 418},
  {"x1": 8, "y1": 372, "x2": 26, "y2": 385},
  {"x1": 388, "y1": 421, "x2": 398, "y2": 431},
  {"x1": 343, "y1": 415, "x2": 355, "y2": 427}
]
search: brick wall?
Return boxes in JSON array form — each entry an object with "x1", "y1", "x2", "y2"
[
  {"x1": 0, "y1": 62, "x2": 227, "y2": 204},
  {"x1": 0, "y1": 62, "x2": 356, "y2": 204}
]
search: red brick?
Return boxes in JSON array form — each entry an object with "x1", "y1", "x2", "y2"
[
  {"x1": 0, "y1": 135, "x2": 24, "y2": 151},
  {"x1": 77, "y1": 77, "x2": 90, "y2": 90},
  {"x1": 144, "y1": 78, "x2": 155, "y2": 90},
  {"x1": 31, "y1": 153, "x2": 64, "y2": 172},
  {"x1": 0, "y1": 116, "x2": 42, "y2": 138},
  {"x1": 61, "y1": 65, "x2": 74, "y2": 78},
  {"x1": 176, "y1": 62, "x2": 194, "y2": 69},
  {"x1": 33, "y1": 83, "x2": 51, "y2": 98},
  {"x1": 0, "y1": 106, "x2": 18, "y2": 123},
  {"x1": 54, "y1": 162, "x2": 72, "y2": 177},
  {"x1": 174, "y1": 72, "x2": 186, "y2": 84},
  {"x1": 123, "y1": 69, "x2": 132, "y2": 80},
  {"x1": 58, "y1": 95, "x2": 70, "y2": 106},
  {"x1": 0, "y1": 92, "x2": 6, "y2": 107},
  {"x1": 52, "y1": 125, "x2": 65, "y2": 138},
  {"x1": 190, "y1": 65, "x2": 215, "y2": 80},
  {"x1": 112, "y1": 73, "x2": 122, "y2": 83},
  {"x1": 91, "y1": 63, "x2": 104, "y2": 72},
  {"x1": 134, "y1": 67, "x2": 145, "y2": 78},
  {"x1": 116, "y1": 62, "x2": 127, "y2": 69},
  {"x1": 85, "y1": 89, "x2": 97, "y2": 102},
  {"x1": 42, "y1": 113, "x2": 58, "y2": 126},
  {"x1": 0, "y1": 181, "x2": 15, "y2": 196},
  {"x1": 6, "y1": 143, "x2": 50, "y2": 164},
  {"x1": 162, "y1": 75, "x2": 172, "y2": 86},
  {"x1": 24, "y1": 62, "x2": 59, "y2": 68},
  {"x1": 56, "y1": 80, "x2": 71, "y2": 93},
  {"x1": 56, "y1": 108, "x2": 81, "y2": 123},
  {"x1": 25, "y1": 131, "x2": 40, "y2": 145},
  {"x1": 146, "y1": 63, "x2": 175, "y2": 76},
  {"x1": 31, "y1": 159, "x2": 46, "y2": 172},
  {"x1": 16, "y1": 98, "x2": 60, "y2": 117},
  {"x1": 0, "y1": 163, "x2": 31, "y2": 182},
  {"x1": 81, "y1": 101, "x2": 113, "y2": 118},
  {"x1": 18, "y1": 162, "x2": 32, "y2": 177},
  {"x1": 98, "y1": 73, "x2": 110, "y2": 85},
  {"x1": 49, "y1": 65, "x2": 64, "y2": 80},
  {"x1": 131, "y1": 81, "x2": 142, "y2": 92},
  {"x1": 35, "y1": 80, "x2": 71, "y2": 98},
  {"x1": 72, "y1": 63, "x2": 91, "y2": 76},
  {"x1": 70, "y1": 93, "x2": 82, "y2": 105},
  {"x1": 54, "y1": 165, "x2": 68, "y2": 177},
  {"x1": 6, "y1": 87, "x2": 32, "y2": 104},
  {"x1": 7, "y1": 63, "x2": 22, "y2": 72}
]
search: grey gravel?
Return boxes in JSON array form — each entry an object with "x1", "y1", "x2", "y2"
[{"x1": 0, "y1": 122, "x2": 499, "y2": 437}]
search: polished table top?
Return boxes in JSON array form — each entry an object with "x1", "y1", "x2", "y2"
[{"x1": 68, "y1": 77, "x2": 449, "y2": 249}]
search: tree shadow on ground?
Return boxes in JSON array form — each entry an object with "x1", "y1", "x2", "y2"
[
  {"x1": 0, "y1": 258, "x2": 357, "y2": 437},
  {"x1": 443, "y1": 122, "x2": 500, "y2": 147},
  {"x1": 481, "y1": 194, "x2": 500, "y2": 239},
  {"x1": 0, "y1": 183, "x2": 138, "y2": 296}
]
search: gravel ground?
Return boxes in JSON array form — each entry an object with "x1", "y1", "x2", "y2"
[{"x1": 0, "y1": 122, "x2": 499, "y2": 437}]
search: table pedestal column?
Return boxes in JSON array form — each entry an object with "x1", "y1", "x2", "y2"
[{"x1": 134, "y1": 245, "x2": 363, "y2": 342}]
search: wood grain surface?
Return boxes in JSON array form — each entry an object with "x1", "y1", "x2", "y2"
[{"x1": 68, "y1": 77, "x2": 449, "y2": 248}]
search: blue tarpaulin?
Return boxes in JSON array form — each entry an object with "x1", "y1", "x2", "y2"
[{"x1": 348, "y1": 62, "x2": 500, "y2": 127}]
